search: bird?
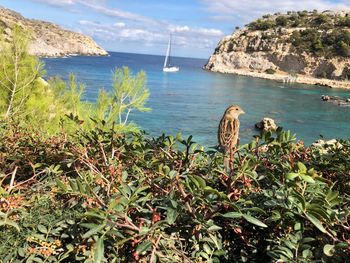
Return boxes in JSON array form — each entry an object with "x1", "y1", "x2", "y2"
[{"x1": 218, "y1": 105, "x2": 245, "y2": 171}]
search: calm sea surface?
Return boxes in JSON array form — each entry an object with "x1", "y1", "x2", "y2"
[{"x1": 43, "y1": 52, "x2": 350, "y2": 146}]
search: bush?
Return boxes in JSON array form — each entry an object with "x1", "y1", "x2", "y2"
[
  {"x1": 276, "y1": 16, "x2": 288, "y2": 27},
  {"x1": 337, "y1": 17, "x2": 350, "y2": 27},
  {"x1": 341, "y1": 67, "x2": 350, "y2": 80},
  {"x1": 265, "y1": 68, "x2": 276, "y2": 74},
  {"x1": 248, "y1": 19, "x2": 276, "y2": 31},
  {"x1": 313, "y1": 14, "x2": 331, "y2": 27},
  {"x1": 0, "y1": 126, "x2": 349, "y2": 262}
]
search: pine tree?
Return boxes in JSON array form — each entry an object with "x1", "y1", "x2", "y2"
[{"x1": 0, "y1": 26, "x2": 43, "y2": 119}]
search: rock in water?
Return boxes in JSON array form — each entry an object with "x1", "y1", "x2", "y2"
[
  {"x1": 0, "y1": 7, "x2": 108, "y2": 57},
  {"x1": 312, "y1": 139, "x2": 343, "y2": 154},
  {"x1": 255, "y1": 118, "x2": 278, "y2": 132}
]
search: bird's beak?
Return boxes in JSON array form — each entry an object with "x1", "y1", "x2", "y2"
[{"x1": 241, "y1": 110, "x2": 245, "y2": 114}]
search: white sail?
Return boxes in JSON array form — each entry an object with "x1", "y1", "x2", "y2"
[
  {"x1": 163, "y1": 35, "x2": 171, "y2": 68},
  {"x1": 163, "y1": 34, "x2": 179, "y2": 72}
]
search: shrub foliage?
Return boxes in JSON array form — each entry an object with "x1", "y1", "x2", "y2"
[{"x1": 0, "y1": 125, "x2": 349, "y2": 262}]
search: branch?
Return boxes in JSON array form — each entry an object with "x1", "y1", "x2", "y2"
[
  {"x1": 122, "y1": 108, "x2": 132, "y2": 126},
  {"x1": 8, "y1": 166, "x2": 18, "y2": 192},
  {"x1": 150, "y1": 235, "x2": 162, "y2": 263}
]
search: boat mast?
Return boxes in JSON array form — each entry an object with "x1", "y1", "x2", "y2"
[{"x1": 168, "y1": 33, "x2": 172, "y2": 67}]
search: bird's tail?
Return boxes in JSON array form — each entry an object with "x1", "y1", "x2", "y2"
[{"x1": 224, "y1": 147, "x2": 236, "y2": 173}]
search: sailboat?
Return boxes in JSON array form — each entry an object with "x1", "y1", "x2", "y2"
[{"x1": 163, "y1": 34, "x2": 179, "y2": 72}]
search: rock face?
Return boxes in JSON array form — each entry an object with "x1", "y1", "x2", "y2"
[
  {"x1": 205, "y1": 11, "x2": 350, "y2": 89},
  {"x1": 0, "y1": 7, "x2": 108, "y2": 57},
  {"x1": 255, "y1": 118, "x2": 278, "y2": 132}
]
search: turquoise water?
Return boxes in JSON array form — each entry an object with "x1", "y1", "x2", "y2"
[{"x1": 43, "y1": 52, "x2": 350, "y2": 146}]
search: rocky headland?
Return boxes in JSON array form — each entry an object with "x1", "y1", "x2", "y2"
[
  {"x1": 205, "y1": 10, "x2": 350, "y2": 89},
  {"x1": 0, "y1": 7, "x2": 108, "y2": 57}
]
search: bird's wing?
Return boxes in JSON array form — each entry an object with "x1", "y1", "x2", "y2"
[{"x1": 219, "y1": 117, "x2": 239, "y2": 150}]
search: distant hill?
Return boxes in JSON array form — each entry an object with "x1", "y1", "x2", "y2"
[
  {"x1": 205, "y1": 10, "x2": 350, "y2": 89},
  {"x1": 0, "y1": 7, "x2": 108, "y2": 57}
]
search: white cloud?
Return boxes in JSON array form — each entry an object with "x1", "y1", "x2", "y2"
[
  {"x1": 29, "y1": 0, "x2": 226, "y2": 55},
  {"x1": 31, "y1": 0, "x2": 75, "y2": 6},
  {"x1": 78, "y1": 1, "x2": 156, "y2": 24},
  {"x1": 31, "y1": 0, "x2": 105, "y2": 6},
  {"x1": 201, "y1": 0, "x2": 350, "y2": 23},
  {"x1": 77, "y1": 19, "x2": 224, "y2": 51},
  {"x1": 114, "y1": 22, "x2": 126, "y2": 28},
  {"x1": 172, "y1": 26, "x2": 190, "y2": 33}
]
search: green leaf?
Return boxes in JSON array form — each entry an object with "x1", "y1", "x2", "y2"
[
  {"x1": 297, "y1": 162, "x2": 307, "y2": 173},
  {"x1": 136, "y1": 240, "x2": 152, "y2": 254},
  {"x1": 208, "y1": 225, "x2": 222, "y2": 232},
  {"x1": 301, "y1": 237, "x2": 315, "y2": 244},
  {"x1": 300, "y1": 175, "x2": 315, "y2": 183},
  {"x1": 0, "y1": 219, "x2": 20, "y2": 232},
  {"x1": 242, "y1": 214, "x2": 267, "y2": 228},
  {"x1": 37, "y1": 224, "x2": 48, "y2": 234},
  {"x1": 193, "y1": 175, "x2": 206, "y2": 188},
  {"x1": 292, "y1": 190, "x2": 306, "y2": 210},
  {"x1": 335, "y1": 242, "x2": 350, "y2": 249},
  {"x1": 168, "y1": 170, "x2": 177, "y2": 179},
  {"x1": 222, "y1": 212, "x2": 242, "y2": 219},
  {"x1": 18, "y1": 247, "x2": 25, "y2": 257},
  {"x1": 213, "y1": 250, "x2": 226, "y2": 256},
  {"x1": 323, "y1": 244, "x2": 335, "y2": 257},
  {"x1": 82, "y1": 222, "x2": 106, "y2": 239},
  {"x1": 200, "y1": 252, "x2": 209, "y2": 259},
  {"x1": 93, "y1": 236, "x2": 104, "y2": 263},
  {"x1": 286, "y1": 173, "x2": 299, "y2": 181},
  {"x1": 166, "y1": 207, "x2": 178, "y2": 225},
  {"x1": 209, "y1": 233, "x2": 222, "y2": 250},
  {"x1": 294, "y1": 222, "x2": 301, "y2": 231},
  {"x1": 56, "y1": 178, "x2": 67, "y2": 191},
  {"x1": 69, "y1": 179, "x2": 78, "y2": 192},
  {"x1": 305, "y1": 213, "x2": 327, "y2": 233},
  {"x1": 203, "y1": 243, "x2": 211, "y2": 254},
  {"x1": 77, "y1": 179, "x2": 86, "y2": 193}
]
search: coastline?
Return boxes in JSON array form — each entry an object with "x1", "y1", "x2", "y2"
[
  {"x1": 37, "y1": 52, "x2": 110, "y2": 59},
  {"x1": 206, "y1": 67, "x2": 350, "y2": 90}
]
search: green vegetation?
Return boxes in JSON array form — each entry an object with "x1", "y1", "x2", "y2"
[
  {"x1": 1, "y1": 121, "x2": 350, "y2": 262},
  {"x1": 265, "y1": 68, "x2": 276, "y2": 74},
  {"x1": 247, "y1": 11, "x2": 350, "y2": 58},
  {"x1": 290, "y1": 29, "x2": 350, "y2": 57},
  {"x1": 0, "y1": 27, "x2": 44, "y2": 120},
  {"x1": 1, "y1": 27, "x2": 350, "y2": 263},
  {"x1": 0, "y1": 27, "x2": 149, "y2": 134}
]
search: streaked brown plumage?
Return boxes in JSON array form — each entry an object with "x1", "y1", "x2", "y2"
[{"x1": 218, "y1": 105, "x2": 245, "y2": 170}]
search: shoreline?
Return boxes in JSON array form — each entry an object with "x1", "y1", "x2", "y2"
[{"x1": 206, "y1": 67, "x2": 350, "y2": 90}]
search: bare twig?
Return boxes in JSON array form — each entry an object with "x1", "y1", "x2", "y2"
[
  {"x1": 99, "y1": 142, "x2": 108, "y2": 166},
  {"x1": 176, "y1": 180, "x2": 194, "y2": 216},
  {"x1": 150, "y1": 235, "x2": 162, "y2": 263},
  {"x1": 8, "y1": 166, "x2": 18, "y2": 192}
]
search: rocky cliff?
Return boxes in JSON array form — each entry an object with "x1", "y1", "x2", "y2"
[
  {"x1": 0, "y1": 7, "x2": 108, "y2": 57},
  {"x1": 205, "y1": 10, "x2": 350, "y2": 89}
]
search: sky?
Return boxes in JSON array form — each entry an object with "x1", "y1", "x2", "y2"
[{"x1": 0, "y1": 0, "x2": 350, "y2": 58}]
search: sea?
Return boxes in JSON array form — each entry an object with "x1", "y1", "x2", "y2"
[{"x1": 43, "y1": 52, "x2": 350, "y2": 147}]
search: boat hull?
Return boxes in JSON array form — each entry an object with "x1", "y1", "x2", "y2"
[{"x1": 163, "y1": 66, "x2": 179, "y2": 72}]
